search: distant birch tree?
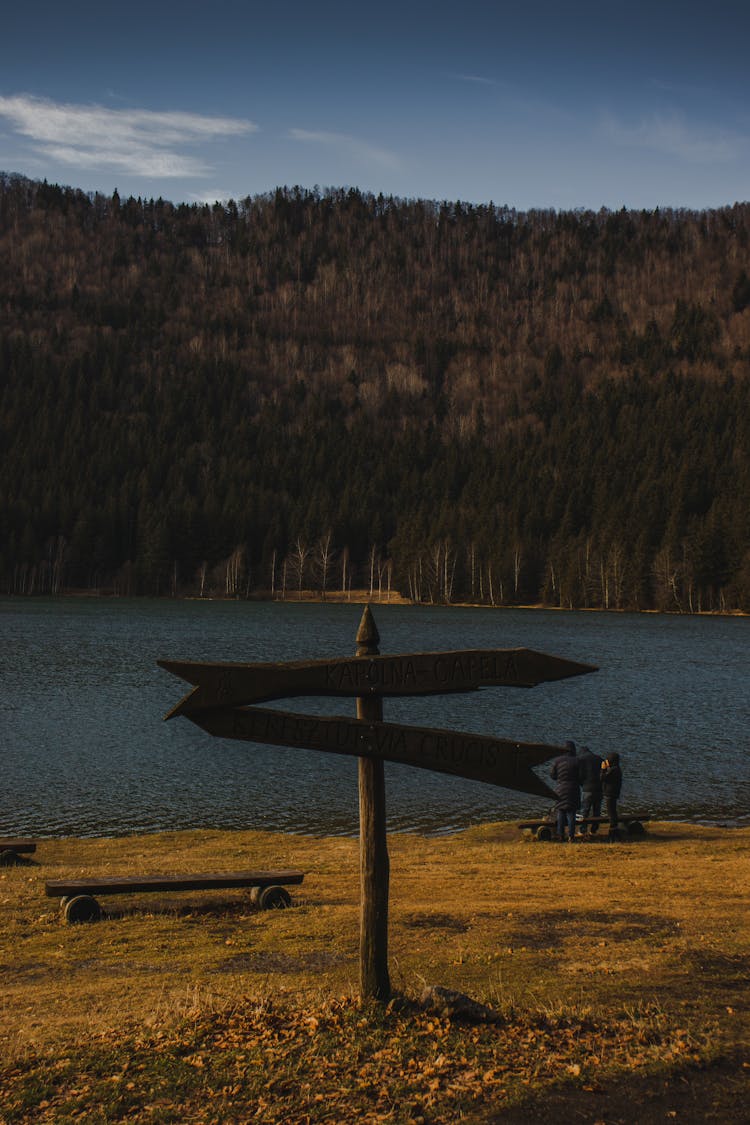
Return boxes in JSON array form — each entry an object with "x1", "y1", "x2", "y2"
[
  {"x1": 314, "y1": 531, "x2": 336, "y2": 599},
  {"x1": 340, "y1": 545, "x2": 350, "y2": 597},
  {"x1": 287, "y1": 539, "x2": 310, "y2": 598},
  {"x1": 224, "y1": 545, "x2": 246, "y2": 596}
]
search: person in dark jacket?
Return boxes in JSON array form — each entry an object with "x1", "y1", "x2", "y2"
[
  {"x1": 550, "y1": 740, "x2": 580, "y2": 841},
  {"x1": 576, "y1": 744, "x2": 604, "y2": 835},
  {"x1": 601, "y1": 752, "x2": 623, "y2": 840}
]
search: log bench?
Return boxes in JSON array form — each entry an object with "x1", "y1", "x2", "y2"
[
  {"x1": 46, "y1": 869, "x2": 305, "y2": 923},
  {"x1": 0, "y1": 839, "x2": 37, "y2": 865},
  {"x1": 518, "y1": 815, "x2": 649, "y2": 841}
]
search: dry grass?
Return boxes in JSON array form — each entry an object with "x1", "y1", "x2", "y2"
[{"x1": 1, "y1": 822, "x2": 748, "y2": 1122}]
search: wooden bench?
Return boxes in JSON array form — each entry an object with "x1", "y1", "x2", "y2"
[
  {"x1": 0, "y1": 839, "x2": 37, "y2": 865},
  {"x1": 46, "y1": 869, "x2": 305, "y2": 923},
  {"x1": 517, "y1": 815, "x2": 649, "y2": 841}
]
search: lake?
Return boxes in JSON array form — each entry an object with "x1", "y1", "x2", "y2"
[{"x1": 1, "y1": 598, "x2": 748, "y2": 837}]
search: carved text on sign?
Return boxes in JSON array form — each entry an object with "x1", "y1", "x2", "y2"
[
  {"x1": 159, "y1": 648, "x2": 596, "y2": 717},
  {"x1": 185, "y1": 704, "x2": 561, "y2": 799}
]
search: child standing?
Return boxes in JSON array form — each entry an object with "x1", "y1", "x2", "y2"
[{"x1": 601, "y1": 753, "x2": 623, "y2": 841}]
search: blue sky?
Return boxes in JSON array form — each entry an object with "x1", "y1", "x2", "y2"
[{"x1": 1, "y1": 0, "x2": 749, "y2": 211}]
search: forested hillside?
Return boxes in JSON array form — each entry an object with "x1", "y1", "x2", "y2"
[{"x1": 2, "y1": 172, "x2": 750, "y2": 610}]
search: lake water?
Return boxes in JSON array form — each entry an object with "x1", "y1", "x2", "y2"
[{"x1": 1, "y1": 598, "x2": 748, "y2": 837}]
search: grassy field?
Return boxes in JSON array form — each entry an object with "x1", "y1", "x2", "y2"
[{"x1": 1, "y1": 821, "x2": 748, "y2": 1123}]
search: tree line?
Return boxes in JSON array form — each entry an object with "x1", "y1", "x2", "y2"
[{"x1": 1, "y1": 173, "x2": 749, "y2": 611}]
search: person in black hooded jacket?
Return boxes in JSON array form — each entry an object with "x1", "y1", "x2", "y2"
[
  {"x1": 550, "y1": 740, "x2": 580, "y2": 841},
  {"x1": 577, "y1": 744, "x2": 604, "y2": 835},
  {"x1": 601, "y1": 752, "x2": 623, "y2": 840}
]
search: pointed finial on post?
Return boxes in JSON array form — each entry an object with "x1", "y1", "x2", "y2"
[{"x1": 356, "y1": 605, "x2": 380, "y2": 655}]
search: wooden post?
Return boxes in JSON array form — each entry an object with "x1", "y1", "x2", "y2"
[{"x1": 356, "y1": 605, "x2": 391, "y2": 1000}]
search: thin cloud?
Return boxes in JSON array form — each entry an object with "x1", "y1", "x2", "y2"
[
  {"x1": 601, "y1": 110, "x2": 745, "y2": 164},
  {"x1": 450, "y1": 73, "x2": 498, "y2": 86},
  {"x1": 0, "y1": 94, "x2": 257, "y2": 178},
  {"x1": 190, "y1": 189, "x2": 237, "y2": 205},
  {"x1": 647, "y1": 78, "x2": 713, "y2": 98},
  {"x1": 288, "y1": 128, "x2": 400, "y2": 169},
  {"x1": 39, "y1": 143, "x2": 210, "y2": 177}
]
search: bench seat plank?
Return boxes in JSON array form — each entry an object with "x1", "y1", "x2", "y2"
[{"x1": 46, "y1": 870, "x2": 304, "y2": 897}]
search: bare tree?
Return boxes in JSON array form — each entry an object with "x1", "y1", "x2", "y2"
[
  {"x1": 49, "y1": 535, "x2": 67, "y2": 595},
  {"x1": 368, "y1": 544, "x2": 380, "y2": 597},
  {"x1": 287, "y1": 539, "x2": 311, "y2": 599},
  {"x1": 224, "y1": 545, "x2": 246, "y2": 596},
  {"x1": 375, "y1": 557, "x2": 393, "y2": 601},
  {"x1": 442, "y1": 539, "x2": 457, "y2": 603},
  {"x1": 652, "y1": 545, "x2": 683, "y2": 612},
  {"x1": 340, "y1": 545, "x2": 350, "y2": 597},
  {"x1": 314, "y1": 531, "x2": 336, "y2": 599},
  {"x1": 467, "y1": 541, "x2": 477, "y2": 601},
  {"x1": 270, "y1": 548, "x2": 277, "y2": 598},
  {"x1": 380, "y1": 558, "x2": 393, "y2": 601},
  {"x1": 405, "y1": 552, "x2": 424, "y2": 603},
  {"x1": 513, "y1": 542, "x2": 523, "y2": 598}
]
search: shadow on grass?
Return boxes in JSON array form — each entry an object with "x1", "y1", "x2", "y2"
[
  {"x1": 100, "y1": 895, "x2": 307, "y2": 920},
  {"x1": 494, "y1": 1050, "x2": 749, "y2": 1124}
]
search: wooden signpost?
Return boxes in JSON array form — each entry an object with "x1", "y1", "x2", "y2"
[{"x1": 159, "y1": 606, "x2": 596, "y2": 1000}]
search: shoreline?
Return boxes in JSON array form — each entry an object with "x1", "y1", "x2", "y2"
[
  {"x1": 3, "y1": 588, "x2": 749, "y2": 619},
  {"x1": 6, "y1": 816, "x2": 750, "y2": 844}
]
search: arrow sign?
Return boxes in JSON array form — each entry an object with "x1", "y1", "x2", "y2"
[
  {"x1": 158, "y1": 648, "x2": 596, "y2": 719},
  {"x1": 181, "y1": 704, "x2": 560, "y2": 799}
]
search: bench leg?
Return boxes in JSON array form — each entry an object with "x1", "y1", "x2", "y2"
[
  {"x1": 258, "y1": 886, "x2": 292, "y2": 910},
  {"x1": 64, "y1": 895, "x2": 102, "y2": 924},
  {"x1": 0, "y1": 849, "x2": 22, "y2": 866}
]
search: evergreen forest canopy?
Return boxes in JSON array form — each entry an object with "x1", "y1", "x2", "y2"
[{"x1": 2, "y1": 172, "x2": 750, "y2": 611}]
